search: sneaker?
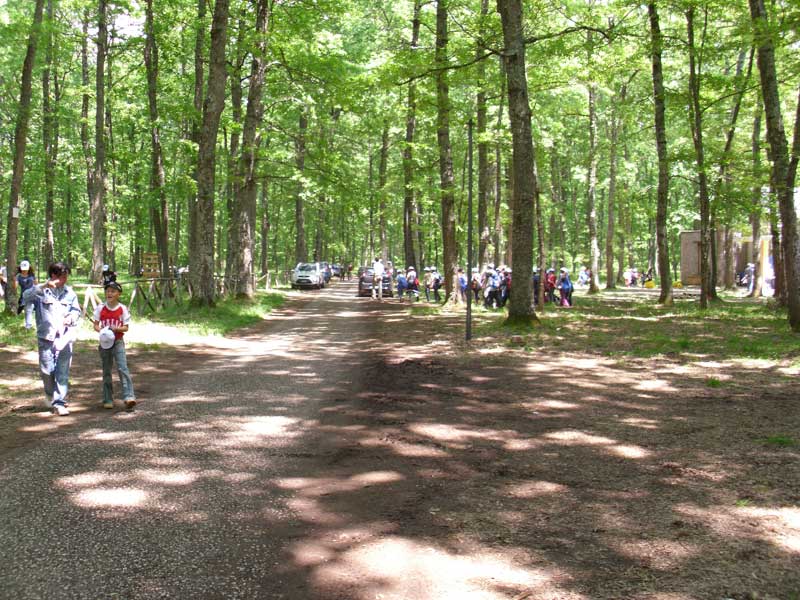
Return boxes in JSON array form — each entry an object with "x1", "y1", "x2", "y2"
[
  {"x1": 53, "y1": 405, "x2": 69, "y2": 416},
  {"x1": 124, "y1": 399, "x2": 137, "y2": 410},
  {"x1": 103, "y1": 401, "x2": 114, "y2": 409}
]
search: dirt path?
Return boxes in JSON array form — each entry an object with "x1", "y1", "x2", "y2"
[{"x1": 0, "y1": 281, "x2": 798, "y2": 599}]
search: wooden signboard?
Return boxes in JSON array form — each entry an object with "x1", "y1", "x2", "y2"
[{"x1": 141, "y1": 252, "x2": 160, "y2": 278}]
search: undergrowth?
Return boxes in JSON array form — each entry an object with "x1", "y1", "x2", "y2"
[
  {"x1": 138, "y1": 291, "x2": 285, "y2": 336},
  {"x1": 471, "y1": 291, "x2": 798, "y2": 363}
]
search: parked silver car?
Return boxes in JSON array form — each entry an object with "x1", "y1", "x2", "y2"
[{"x1": 291, "y1": 262, "x2": 324, "y2": 289}]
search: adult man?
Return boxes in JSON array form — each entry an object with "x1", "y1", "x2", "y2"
[
  {"x1": 372, "y1": 257, "x2": 385, "y2": 300},
  {"x1": 23, "y1": 262, "x2": 81, "y2": 416}
]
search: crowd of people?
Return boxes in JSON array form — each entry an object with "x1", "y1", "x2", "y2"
[{"x1": 365, "y1": 260, "x2": 580, "y2": 308}]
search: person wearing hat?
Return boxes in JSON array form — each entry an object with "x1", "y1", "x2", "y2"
[
  {"x1": 544, "y1": 268, "x2": 557, "y2": 304},
  {"x1": 457, "y1": 268, "x2": 467, "y2": 304},
  {"x1": 406, "y1": 266, "x2": 419, "y2": 300},
  {"x1": 15, "y1": 259, "x2": 36, "y2": 328},
  {"x1": 92, "y1": 281, "x2": 136, "y2": 410},
  {"x1": 470, "y1": 267, "x2": 482, "y2": 302},
  {"x1": 101, "y1": 263, "x2": 117, "y2": 287},
  {"x1": 558, "y1": 267, "x2": 573, "y2": 307},
  {"x1": 422, "y1": 267, "x2": 434, "y2": 302},
  {"x1": 22, "y1": 262, "x2": 81, "y2": 416}
]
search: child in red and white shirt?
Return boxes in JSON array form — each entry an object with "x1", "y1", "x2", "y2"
[{"x1": 92, "y1": 281, "x2": 136, "y2": 410}]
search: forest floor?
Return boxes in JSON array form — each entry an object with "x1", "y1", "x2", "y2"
[{"x1": 0, "y1": 281, "x2": 798, "y2": 600}]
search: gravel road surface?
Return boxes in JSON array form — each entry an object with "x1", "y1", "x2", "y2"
[{"x1": 0, "y1": 282, "x2": 544, "y2": 600}]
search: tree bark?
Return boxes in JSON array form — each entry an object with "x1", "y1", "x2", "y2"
[
  {"x1": 435, "y1": 0, "x2": 457, "y2": 300},
  {"x1": 4, "y1": 0, "x2": 45, "y2": 314},
  {"x1": 750, "y1": 106, "x2": 763, "y2": 298},
  {"x1": 260, "y1": 180, "x2": 270, "y2": 277},
  {"x1": 649, "y1": 2, "x2": 673, "y2": 305},
  {"x1": 605, "y1": 83, "x2": 626, "y2": 290},
  {"x1": 402, "y1": 0, "x2": 421, "y2": 271},
  {"x1": 225, "y1": 19, "x2": 245, "y2": 288},
  {"x1": 193, "y1": 0, "x2": 229, "y2": 305},
  {"x1": 188, "y1": 0, "x2": 206, "y2": 283},
  {"x1": 749, "y1": 0, "x2": 800, "y2": 329},
  {"x1": 89, "y1": 0, "x2": 108, "y2": 284},
  {"x1": 379, "y1": 120, "x2": 389, "y2": 261},
  {"x1": 145, "y1": 0, "x2": 170, "y2": 280},
  {"x1": 42, "y1": 0, "x2": 57, "y2": 267},
  {"x1": 294, "y1": 111, "x2": 308, "y2": 264},
  {"x1": 496, "y1": 0, "x2": 537, "y2": 324},
  {"x1": 586, "y1": 41, "x2": 600, "y2": 294},
  {"x1": 687, "y1": 8, "x2": 712, "y2": 308},
  {"x1": 477, "y1": 0, "x2": 490, "y2": 272},
  {"x1": 231, "y1": 0, "x2": 271, "y2": 298}
]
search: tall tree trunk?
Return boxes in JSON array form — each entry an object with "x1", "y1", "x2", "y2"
[
  {"x1": 145, "y1": 0, "x2": 170, "y2": 280},
  {"x1": 649, "y1": 2, "x2": 673, "y2": 305},
  {"x1": 42, "y1": 0, "x2": 57, "y2": 266},
  {"x1": 687, "y1": 8, "x2": 712, "y2": 308},
  {"x1": 606, "y1": 83, "x2": 626, "y2": 290},
  {"x1": 493, "y1": 58, "x2": 506, "y2": 269},
  {"x1": 90, "y1": 0, "x2": 108, "y2": 284},
  {"x1": 4, "y1": 0, "x2": 44, "y2": 313},
  {"x1": 294, "y1": 111, "x2": 308, "y2": 264},
  {"x1": 750, "y1": 105, "x2": 763, "y2": 298},
  {"x1": 749, "y1": 0, "x2": 800, "y2": 329},
  {"x1": 80, "y1": 9, "x2": 95, "y2": 259},
  {"x1": 231, "y1": 0, "x2": 270, "y2": 297},
  {"x1": 436, "y1": 0, "x2": 457, "y2": 299},
  {"x1": 402, "y1": 0, "x2": 421, "y2": 271},
  {"x1": 225, "y1": 17, "x2": 246, "y2": 287},
  {"x1": 496, "y1": 0, "x2": 537, "y2": 323},
  {"x1": 260, "y1": 180, "x2": 270, "y2": 277},
  {"x1": 476, "y1": 0, "x2": 490, "y2": 272},
  {"x1": 379, "y1": 120, "x2": 389, "y2": 261},
  {"x1": 193, "y1": 0, "x2": 229, "y2": 305},
  {"x1": 188, "y1": 0, "x2": 206, "y2": 283},
  {"x1": 586, "y1": 41, "x2": 600, "y2": 294}
]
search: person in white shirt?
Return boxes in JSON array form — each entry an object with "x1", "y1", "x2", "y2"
[{"x1": 372, "y1": 257, "x2": 385, "y2": 300}]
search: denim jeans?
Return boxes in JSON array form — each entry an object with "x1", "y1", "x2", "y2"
[
  {"x1": 100, "y1": 338, "x2": 135, "y2": 404},
  {"x1": 38, "y1": 338, "x2": 73, "y2": 407}
]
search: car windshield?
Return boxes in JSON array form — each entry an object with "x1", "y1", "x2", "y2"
[{"x1": 297, "y1": 263, "x2": 316, "y2": 272}]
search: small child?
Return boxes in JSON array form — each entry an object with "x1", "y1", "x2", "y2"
[{"x1": 92, "y1": 281, "x2": 136, "y2": 410}]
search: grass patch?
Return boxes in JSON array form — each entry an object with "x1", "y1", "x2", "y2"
[
  {"x1": 468, "y1": 292, "x2": 798, "y2": 362},
  {"x1": 760, "y1": 435, "x2": 797, "y2": 447},
  {"x1": 0, "y1": 312, "x2": 37, "y2": 350},
  {"x1": 410, "y1": 304, "x2": 444, "y2": 317},
  {"x1": 705, "y1": 377, "x2": 722, "y2": 388},
  {"x1": 137, "y1": 291, "x2": 285, "y2": 337}
]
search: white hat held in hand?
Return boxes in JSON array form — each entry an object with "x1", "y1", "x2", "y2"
[{"x1": 99, "y1": 327, "x2": 116, "y2": 350}]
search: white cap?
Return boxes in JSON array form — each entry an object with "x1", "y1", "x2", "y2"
[
  {"x1": 99, "y1": 327, "x2": 116, "y2": 350},
  {"x1": 102, "y1": 264, "x2": 109, "y2": 271},
  {"x1": 20, "y1": 260, "x2": 30, "y2": 270}
]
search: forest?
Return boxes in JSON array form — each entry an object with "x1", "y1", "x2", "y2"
[{"x1": 1, "y1": 0, "x2": 799, "y2": 328}]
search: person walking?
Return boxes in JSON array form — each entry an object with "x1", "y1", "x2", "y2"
[
  {"x1": 15, "y1": 260, "x2": 36, "y2": 329},
  {"x1": 93, "y1": 281, "x2": 136, "y2": 410},
  {"x1": 22, "y1": 262, "x2": 81, "y2": 416},
  {"x1": 457, "y1": 268, "x2": 467, "y2": 304},
  {"x1": 558, "y1": 268, "x2": 573, "y2": 307},
  {"x1": 372, "y1": 257, "x2": 385, "y2": 300}
]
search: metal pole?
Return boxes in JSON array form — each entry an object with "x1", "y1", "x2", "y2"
[{"x1": 466, "y1": 119, "x2": 474, "y2": 341}]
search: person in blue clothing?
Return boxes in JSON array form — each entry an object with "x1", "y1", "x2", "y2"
[
  {"x1": 558, "y1": 267, "x2": 573, "y2": 307},
  {"x1": 395, "y1": 270, "x2": 407, "y2": 300},
  {"x1": 457, "y1": 268, "x2": 467, "y2": 304},
  {"x1": 23, "y1": 261, "x2": 81, "y2": 416},
  {"x1": 15, "y1": 260, "x2": 36, "y2": 328}
]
